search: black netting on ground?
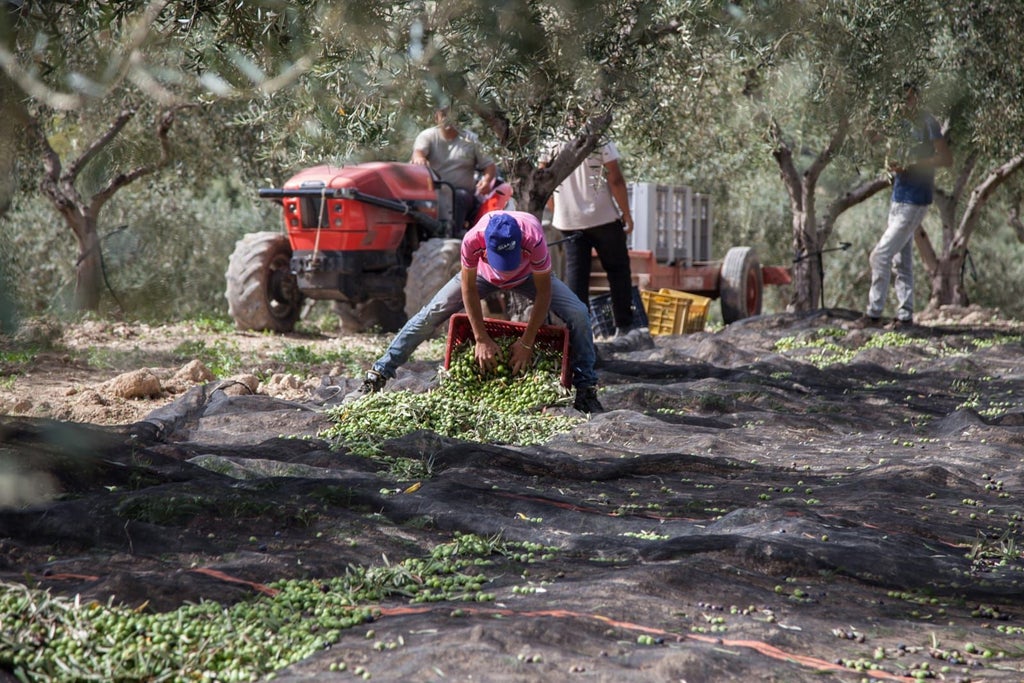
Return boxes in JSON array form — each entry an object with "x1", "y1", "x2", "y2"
[{"x1": 4, "y1": 310, "x2": 1024, "y2": 681}]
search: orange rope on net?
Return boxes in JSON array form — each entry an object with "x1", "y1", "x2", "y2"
[{"x1": 370, "y1": 604, "x2": 908, "y2": 681}]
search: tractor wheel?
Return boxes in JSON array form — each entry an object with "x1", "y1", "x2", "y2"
[
  {"x1": 404, "y1": 238, "x2": 462, "y2": 319},
  {"x1": 720, "y1": 246, "x2": 763, "y2": 324},
  {"x1": 225, "y1": 232, "x2": 304, "y2": 332},
  {"x1": 333, "y1": 298, "x2": 406, "y2": 334}
]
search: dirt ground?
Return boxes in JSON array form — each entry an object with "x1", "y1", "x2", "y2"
[
  {"x1": 0, "y1": 317, "x2": 388, "y2": 427},
  {"x1": 4, "y1": 305, "x2": 1024, "y2": 682}
]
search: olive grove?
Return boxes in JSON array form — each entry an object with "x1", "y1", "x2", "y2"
[
  {"x1": 2, "y1": 0, "x2": 1023, "y2": 320},
  {"x1": 722, "y1": 0, "x2": 1024, "y2": 314},
  {"x1": 1, "y1": 0, "x2": 722, "y2": 316}
]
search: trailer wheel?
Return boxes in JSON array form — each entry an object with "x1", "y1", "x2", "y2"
[
  {"x1": 720, "y1": 246, "x2": 763, "y2": 324},
  {"x1": 333, "y1": 298, "x2": 406, "y2": 334},
  {"x1": 225, "y1": 232, "x2": 304, "y2": 332},
  {"x1": 404, "y1": 238, "x2": 462, "y2": 319}
]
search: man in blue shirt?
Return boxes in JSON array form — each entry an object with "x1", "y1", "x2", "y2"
[{"x1": 852, "y1": 83, "x2": 952, "y2": 329}]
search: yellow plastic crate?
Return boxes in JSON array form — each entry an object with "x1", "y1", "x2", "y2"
[
  {"x1": 639, "y1": 290, "x2": 691, "y2": 335},
  {"x1": 658, "y1": 289, "x2": 711, "y2": 333}
]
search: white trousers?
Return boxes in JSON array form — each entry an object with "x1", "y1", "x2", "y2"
[{"x1": 866, "y1": 202, "x2": 930, "y2": 322}]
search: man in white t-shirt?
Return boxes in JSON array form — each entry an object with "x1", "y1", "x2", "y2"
[
  {"x1": 412, "y1": 104, "x2": 497, "y2": 235},
  {"x1": 540, "y1": 138, "x2": 637, "y2": 339}
]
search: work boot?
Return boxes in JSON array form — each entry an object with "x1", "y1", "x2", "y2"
[
  {"x1": 886, "y1": 317, "x2": 915, "y2": 331},
  {"x1": 610, "y1": 326, "x2": 655, "y2": 351},
  {"x1": 360, "y1": 369, "x2": 387, "y2": 394},
  {"x1": 573, "y1": 385, "x2": 605, "y2": 414},
  {"x1": 630, "y1": 327, "x2": 656, "y2": 350},
  {"x1": 603, "y1": 328, "x2": 631, "y2": 353},
  {"x1": 849, "y1": 315, "x2": 884, "y2": 330},
  {"x1": 342, "y1": 370, "x2": 388, "y2": 404}
]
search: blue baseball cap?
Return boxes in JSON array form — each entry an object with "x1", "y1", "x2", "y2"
[{"x1": 484, "y1": 213, "x2": 522, "y2": 271}]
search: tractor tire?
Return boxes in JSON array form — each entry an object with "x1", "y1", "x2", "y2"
[
  {"x1": 333, "y1": 298, "x2": 406, "y2": 334},
  {"x1": 225, "y1": 232, "x2": 304, "y2": 332},
  {"x1": 404, "y1": 238, "x2": 462, "y2": 319},
  {"x1": 720, "y1": 246, "x2": 763, "y2": 324}
]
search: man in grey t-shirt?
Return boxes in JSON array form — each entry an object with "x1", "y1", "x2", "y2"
[{"x1": 412, "y1": 104, "x2": 496, "y2": 235}]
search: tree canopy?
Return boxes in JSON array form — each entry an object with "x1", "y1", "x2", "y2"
[{"x1": 2, "y1": 0, "x2": 1023, "y2": 319}]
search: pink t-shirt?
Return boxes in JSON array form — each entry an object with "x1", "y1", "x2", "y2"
[{"x1": 461, "y1": 211, "x2": 552, "y2": 288}]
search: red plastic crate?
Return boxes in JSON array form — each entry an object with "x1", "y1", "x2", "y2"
[{"x1": 444, "y1": 313, "x2": 572, "y2": 388}]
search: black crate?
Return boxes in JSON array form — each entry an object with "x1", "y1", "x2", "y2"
[{"x1": 588, "y1": 285, "x2": 649, "y2": 339}]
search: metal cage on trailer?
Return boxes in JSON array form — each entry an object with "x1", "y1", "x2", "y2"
[{"x1": 581, "y1": 182, "x2": 791, "y2": 327}]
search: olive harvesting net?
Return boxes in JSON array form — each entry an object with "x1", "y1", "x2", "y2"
[{"x1": 4, "y1": 311, "x2": 1024, "y2": 682}]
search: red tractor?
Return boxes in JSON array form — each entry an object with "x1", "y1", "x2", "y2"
[{"x1": 226, "y1": 162, "x2": 511, "y2": 333}]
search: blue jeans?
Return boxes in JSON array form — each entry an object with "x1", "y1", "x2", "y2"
[
  {"x1": 867, "y1": 201, "x2": 929, "y2": 322},
  {"x1": 372, "y1": 273, "x2": 599, "y2": 389}
]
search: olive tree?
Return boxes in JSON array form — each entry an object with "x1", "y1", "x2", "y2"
[
  {"x1": 725, "y1": 0, "x2": 936, "y2": 313},
  {"x1": 0, "y1": 0, "x2": 312, "y2": 313},
  {"x1": 916, "y1": 2, "x2": 1024, "y2": 309},
  {"x1": 237, "y1": 0, "x2": 718, "y2": 216}
]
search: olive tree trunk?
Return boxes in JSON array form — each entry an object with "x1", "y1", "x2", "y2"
[
  {"x1": 918, "y1": 151, "x2": 1024, "y2": 311},
  {"x1": 477, "y1": 104, "x2": 614, "y2": 220},
  {"x1": 73, "y1": 224, "x2": 105, "y2": 311},
  {"x1": 33, "y1": 108, "x2": 177, "y2": 313},
  {"x1": 770, "y1": 118, "x2": 853, "y2": 312},
  {"x1": 770, "y1": 117, "x2": 895, "y2": 313}
]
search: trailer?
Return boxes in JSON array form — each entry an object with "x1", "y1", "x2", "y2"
[{"x1": 584, "y1": 182, "x2": 791, "y2": 326}]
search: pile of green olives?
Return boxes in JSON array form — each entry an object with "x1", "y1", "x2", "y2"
[{"x1": 323, "y1": 335, "x2": 578, "y2": 456}]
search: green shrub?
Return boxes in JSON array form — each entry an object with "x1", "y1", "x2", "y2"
[{"x1": 0, "y1": 173, "x2": 274, "y2": 322}]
